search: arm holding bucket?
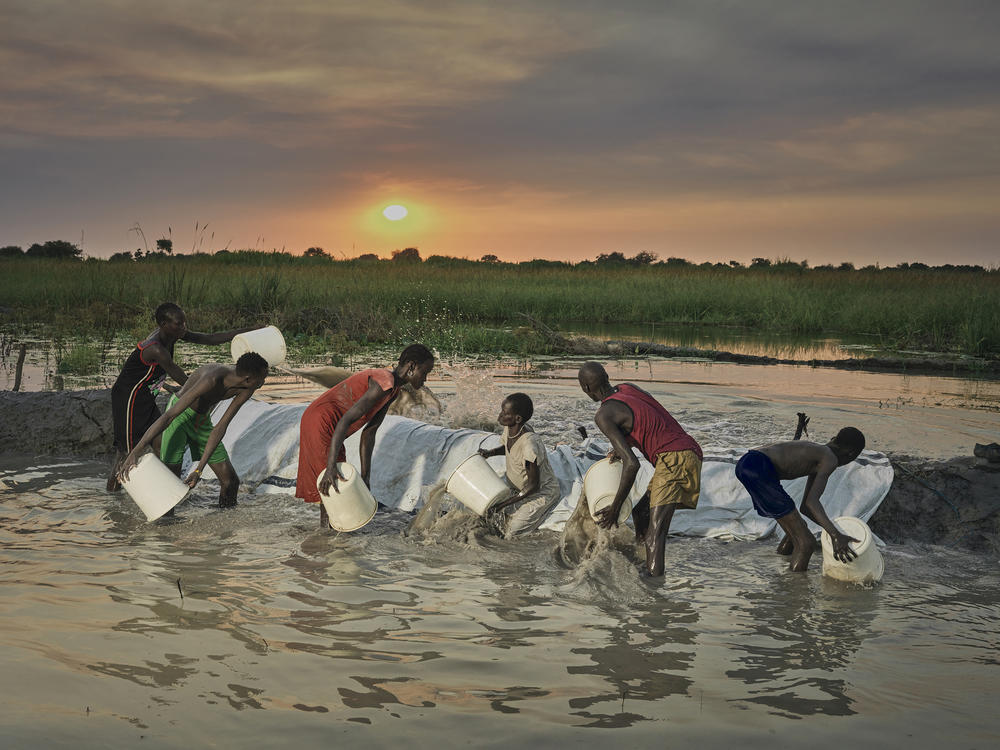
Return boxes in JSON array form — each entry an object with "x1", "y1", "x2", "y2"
[
  {"x1": 118, "y1": 384, "x2": 204, "y2": 479},
  {"x1": 183, "y1": 325, "x2": 260, "y2": 346},
  {"x1": 593, "y1": 402, "x2": 640, "y2": 530},
  {"x1": 489, "y1": 460, "x2": 540, "y2": 514},
  {"x1": 800, "y1": 461, "x2": 858, "y2": 563},
  {"x1": 318, "y1": 377, "x2": 390, "y2": 496},
  {"x1": 184, "y1": 388, "x2": 255, "y2": 488}
]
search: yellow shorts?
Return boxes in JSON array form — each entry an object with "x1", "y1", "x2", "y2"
[{"x1": 648, "y1": 450, "x2": 702, "y2": 509}]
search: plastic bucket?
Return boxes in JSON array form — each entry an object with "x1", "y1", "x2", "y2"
[
  {"x1": 122, "y1": 453, "x2": 190, "y2": 521},
  {"x1": 231, "y1": 325, "x2": 286, "y2": 367},
  {"x1": 821, "y1": 516, "x2": 884, "y2": 584},
  {"x1": 317, "y1": 463, "x2": 377, "y2": 532},
  {"x1": 583, "y1": 457, "x2": 634, "y2": 525},
  {"x1": 446, "y1": 453, "x2": 511, "y2": 516}
]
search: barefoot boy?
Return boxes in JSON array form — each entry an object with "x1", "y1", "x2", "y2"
[
  {"x1": 478, "y1": 393, "x2": 561, "y2": 537},
  {"x1": 108, "y1": 301, "x2": 259, "y2": 490},
  {"x1": 735, "y1": 427, "x2": 866, "y2": 571},
  {"x1": 296, "y1": 344, "x2": 435, "y2": 528},
  {"x1": 119, "y1": 352, "x2": 269, "y2": 508},
  {"x1": 577, "y1": 362, "x2": 703, "y2": 577}
]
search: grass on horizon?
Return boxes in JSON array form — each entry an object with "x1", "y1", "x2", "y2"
[{"x1": 1, "y1": 256, "x2": 998, "y2": 358}]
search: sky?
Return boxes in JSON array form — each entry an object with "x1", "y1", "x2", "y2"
[{"x1": 1, "y1": 0, "x2": 998, "y2": 265}]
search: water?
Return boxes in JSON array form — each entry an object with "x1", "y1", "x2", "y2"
[{"x1": 1, "y1": 457, "x2": 998, "y2": 747}]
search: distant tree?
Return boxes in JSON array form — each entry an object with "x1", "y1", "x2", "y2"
[
  {"x1": 304, "y1": 246, "x2": 329, "y2": 258},
  {"x1": 25, "y1": 240, "x2": 82, "y2": 259},
  {"x1": 838, "y1": 262, "x2": 855, "y2": 271},
  {"x1": 156, "y1": 238, "x2": 173, "y2": 254},
  {"x1": 750, "y1": 257, "x2": 771, "y2": 268},
  {"x1": 480, "y1": 253, "x2": 500, "y2": 263},
  {"x1": 356, "y1": 253, "x2": 379, "y2": 262},
  {"x1": 109, "y1": 251, "x2": 134, "y2": 262},
  {"x1": 814, "y1": 263, "x2": 835, "y2": 271},
  {"x1": 664, "y1": 256, "x2": 690, "y2": 267},
  {"x1": 0, "y1": 245, "x2": 23, "y2": 257},
  {"x1": 631, "y1": 251, "x2": 658, "y2": 265},
  {"x1": 909, "y1": 262, "x2": 929, "y2": 270},
  {"x1": 392, "y1": 247, "x2": 422, "y2": 263},
  {"x1": 595, "y1": 251, "x2": 628, "y2": 265},
  {"x1": 728, "y1": 260, "x2": 743, "y2": 268}
]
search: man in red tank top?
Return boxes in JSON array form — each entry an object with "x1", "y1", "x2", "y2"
[
  {"x1": 578, "y1": 362, "x2": 703, "y2": 577},
  {"x1": 296, "y1": 344, "x2": 435, "y2": 528}
]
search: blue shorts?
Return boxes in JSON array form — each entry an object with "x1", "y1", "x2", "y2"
[{"x1": 735, "y1": 450, "x2": 796, "y2": 519}]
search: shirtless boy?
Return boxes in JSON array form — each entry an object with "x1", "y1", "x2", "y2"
[
  {"x1": 735, "y1": 427, "x2": 866, "y2": 571},
  {"x1": 119, "y1": 352, "x2": 269, "y2": 508}
]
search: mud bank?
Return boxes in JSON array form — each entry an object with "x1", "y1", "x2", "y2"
[{"x1": 1, "y1": 388, "x2": 997, "y2": 555}]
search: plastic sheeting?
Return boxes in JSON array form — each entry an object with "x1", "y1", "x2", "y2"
[{"x1": 203, "y1": 399, "x2": 894, "y2": 540}]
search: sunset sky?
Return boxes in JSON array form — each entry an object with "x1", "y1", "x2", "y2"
[{"x1": 2, "y1": 1, "x2": 998, "y2": 265}]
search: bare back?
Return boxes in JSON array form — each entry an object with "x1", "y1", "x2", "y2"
[
  {"x1": 176, "y1": 364, "x2": 242, "y2": 414},
  {"x1": 758, "y1": 440, "x2": 838, "y2": 480}
]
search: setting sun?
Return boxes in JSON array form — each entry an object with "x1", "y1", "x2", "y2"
[{"x1": 382, "y1": 204, "x2": 408, "y2": 221}]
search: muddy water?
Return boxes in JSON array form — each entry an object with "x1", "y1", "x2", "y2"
[{"x1": 1, "y1": 456, "x2": 998, "y2": 748}]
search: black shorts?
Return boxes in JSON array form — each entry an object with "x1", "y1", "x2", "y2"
[{"x1": 735, "y1": 450, "x2": 796, "y2": 519}]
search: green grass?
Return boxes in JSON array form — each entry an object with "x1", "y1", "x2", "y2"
[{"x1": 2, "y1": 255, "x2": 998, "y2": 357}]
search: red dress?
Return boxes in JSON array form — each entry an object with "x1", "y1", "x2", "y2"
[{"x1": 295, "y1": 369, "x2": 399, "y2": 503}]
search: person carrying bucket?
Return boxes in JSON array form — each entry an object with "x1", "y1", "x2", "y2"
[
  {"x1": 734, "y1": 427, "x2": 866, "y2": 572},
  {"x1": 477, "y1": 393, "x2": 561, "y2": 537},
  {"x1": 107, "y1": 301, "x2": 261, "y2": 492},
  {"x1": 577, "y1": 362, "x2": 703, "y2": 578},
  {"x1": 296, "y1": 344, "x2": 435, "y2": 529},
  {"x1": 118, "y1": 353, "x2": 270, "y2": 509}
]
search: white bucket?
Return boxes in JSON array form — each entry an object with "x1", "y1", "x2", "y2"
[
  {"x1": 317, "y1": 463, "x2": 378, "y2": 532},
  {"x1": 231, "y1": 325, "x2": 286, "y2": 367},
  {"x1": 446, "y1": 453, "x2": 511, "y2": 516},
  {"x1": 821, "y1": 516, "x2": 884, "y2": 584},
  {"x1": 583, "y1": 457, "x2": 634, "y2": 525},
  {"x1": 121, "y1": 453, "x2": 190, "y2": 522}
]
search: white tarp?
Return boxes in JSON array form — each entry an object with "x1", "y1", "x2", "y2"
[{"x1": 203, "y1": 399, "x2": 894, "y2": 540}]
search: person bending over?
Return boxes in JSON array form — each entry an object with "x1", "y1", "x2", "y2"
[
  {"x1": 119, "y1": 353, "x2": 269, "y2": 508},
  {"x1": 296, "y1": 344, "x2": 435, "y2": 528},
  {"x1": 735, "y1": 427, "x2": 866, "y2": 571},
  {"x1": 577, "y1": 362, "x2": 703, "y2": 577}
]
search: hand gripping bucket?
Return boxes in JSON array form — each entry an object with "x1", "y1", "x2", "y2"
[
  {"x1": 583, "y1": 457, "x2": 633, "y2": 525},
  {"x1": 446, "y1": 453, "x2": 511, "y2": 516},
  {"x1": 317, "y1": 463, "x2": 378, "y2": 532},
  {"x1": 231, "y1": 325, "x2": 287, "y2": 367},
  {"x1": 821, "y1": 516, "x2": 884, "y2": 584},
  {"x1": 122, "y1": 453, "x2": 190, "y2": 521}
]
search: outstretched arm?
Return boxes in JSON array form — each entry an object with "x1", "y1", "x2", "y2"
[
  {"x1": 317, "y1": 377, "x2": 389, "y2": 496},
  {"x1": 184, "y1": 389, "x2": 255, "y2": 488},
  {"x1": 594, "y1": 403, "x2": 640, "y2": 529},
  {"x1": 183, "y1": 326, "x2": 259, "y2": 346}
]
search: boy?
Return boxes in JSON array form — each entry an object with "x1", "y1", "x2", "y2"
[
  {"x1": 478, "y1": 393, "x2": 561, "y2": 537},
  {"x1": 735, "y1": 427, "x2": 867, "y2": 571},
  {"x1": 118, "y1": 352, "x2": 269, "y2": 508},
  {"x1": 577, "y1": 361, "x2": 703, "y2": 577},
  {"x1": 296, "y1": 344, "x2": 435, "y2": 528},
  {"x1": 107, "y1": 301, "x2": 259, "y2": 490}
]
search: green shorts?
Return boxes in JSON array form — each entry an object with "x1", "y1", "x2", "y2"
[{"x1": 160, "y1": 395, "x2": 230, "y2": 466}]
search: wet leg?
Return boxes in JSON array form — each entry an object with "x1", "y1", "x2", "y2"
[
  {"x1": 106, "y1": 449, "x2": 123, "y2": 491},
  {"x1": 163, "y1": 462, "x2": 183, "y2": 517},
  {"x1": 319, "y1": 502, "x2": 331, "y2": 529},
  {"x1": 776, "y1": 510, "x2": 816, "y2": 572},
  {"x1": 643, "y1": 504, "x2": 676, "y2": 577},
  {"x1": 776, "y1": 535, "x2": 794, "y2": 555},
  {"x1": 631, "y1": 492, "x2": 651, "y2": 544},
  {"x1": 208, "y1": 460, "x2": 239, "y2": 508}
]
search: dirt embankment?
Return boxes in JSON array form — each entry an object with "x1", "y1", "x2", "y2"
[{"x1": 2, "y1": 389, "x2": 997, "y2": 554}]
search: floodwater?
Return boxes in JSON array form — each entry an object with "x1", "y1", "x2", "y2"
[{"x1": 2, "y1": 371, "x2": 1000, "y2": 747}]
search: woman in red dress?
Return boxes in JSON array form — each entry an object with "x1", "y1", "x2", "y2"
[{"x1": 296, "y1": 344, "x2": 435, "y2": 527}]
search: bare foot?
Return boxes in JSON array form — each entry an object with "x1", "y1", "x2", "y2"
[
  {"x1": 788, "y1": 538, "x2": 817, "y2": 572},
  {"x1": 776, "y1": 535, "x2": 794, "y2": 555},
  {"x1": 219, "y1": 497, "x2": 238, "y2": 509}
]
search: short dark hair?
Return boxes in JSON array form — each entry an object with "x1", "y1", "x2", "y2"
[
  {"x1": 235, "y1": 351, "x2": 269, "y2": 378},
  {"x1": 155, "y1": 301, "x2": 184, "y2": 324},
  {"x1": 504, "y1": 392, "x2": 533, "y2": 422},
  {"x1": 398, "y1": 343, "x2": 434, "y2": 366},
  {"x1": 833, "y1": 427, "x2": 865, "y2": 456}
]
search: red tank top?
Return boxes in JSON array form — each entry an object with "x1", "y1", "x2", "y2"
[
  {"x1": 307, "y1": 368, "x2": 399, "y2": 438},
  {"x1": 603, "y1": 383, "x2": 702, "y2": 461}
]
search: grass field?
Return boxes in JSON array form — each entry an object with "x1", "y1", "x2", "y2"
[{"x1": 2, "y1": 255, "x2": 998, "y2": 358}]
